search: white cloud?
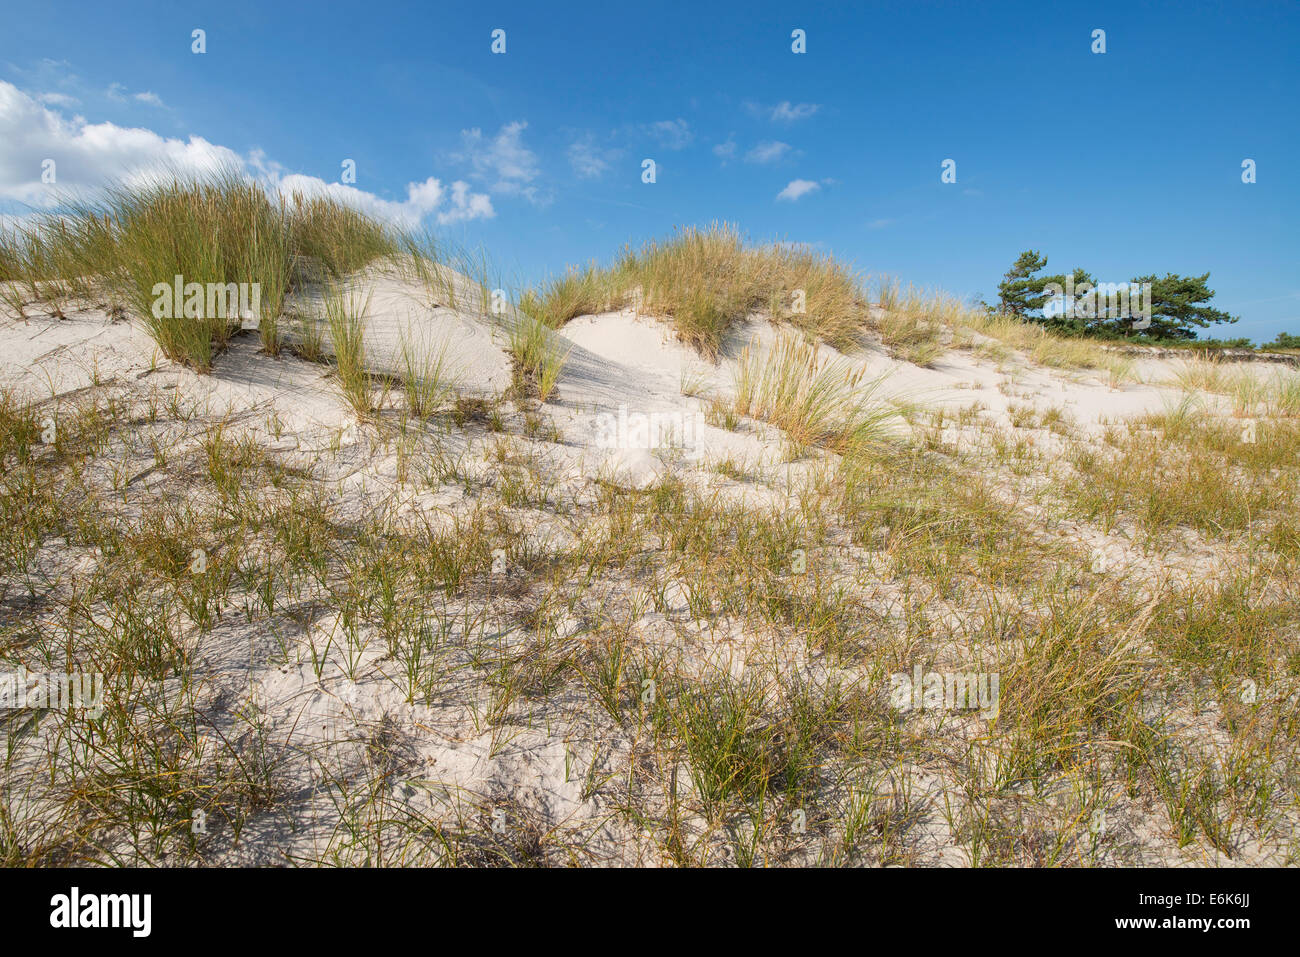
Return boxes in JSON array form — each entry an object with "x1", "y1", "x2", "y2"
[
  {"x1": 776, "y1": 179, "x2": 821, "y2": 202},
  {"x1": 746, "y1": 141, "x2": 792, "y2": 164},
  {"x1": 444, "y1": 180, "x2": 494, "y2": 223},
  {"x1": 105, "y1": 83, "x2": 164, "y2": 108},
  {"x1": 0, "y1": 81, "x2": 493, "y2": 227},
  {"x1": 713, "y1": 137, "x2": 737, "y2": 163},
  {"x1": 451, "y1": 120, "x2": 545, "y2": 203},
  {"x1": 35, "y1": 92, "x2": 79, "y2": 107},
  {"x1": 643, "y1": 118, "x2": 692, "y2": 150},
  {"x1": 567, "y1": 133, "x2": 620, "y2": 179},
  {"x1": 866, "y1": 218, "x2": 894, "y2": 230},
  {"x1": 770, "y1": 101, "x2": 820, "y2": 122},
  {"x1": 255, "y1": 150, "x2": 491, "y2": 226},
  {"x1": 270, "y1": 172, "x2": 489, "y2": 228},
  {"x1": 0, "y1": 81, "x2": 239, "y2": 207}
]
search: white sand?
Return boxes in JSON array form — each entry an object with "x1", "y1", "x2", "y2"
[{"x1": 1, "y1": 270, "x2": 1293, "y2": 867}]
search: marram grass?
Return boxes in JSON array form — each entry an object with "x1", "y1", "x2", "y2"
[{"x1": 0, "y1": 168, "x2": 402, "y2": 371}]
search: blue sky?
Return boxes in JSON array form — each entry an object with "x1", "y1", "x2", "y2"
[{"x1": 2, "y1": 0, "x2": 1296, "y2": 341}]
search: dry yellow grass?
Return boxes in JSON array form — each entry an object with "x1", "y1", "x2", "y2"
[{"x1": 523, "y1": 223, "x2": 867, "y2": 357}]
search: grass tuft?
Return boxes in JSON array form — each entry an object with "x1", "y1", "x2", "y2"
[
  {"x1": 732, "y1": 332, "x2": 897, "y2": 455},
  {"x1": 0, "y1": 168, "x2": 401, "y2": 370},
  {"x1": 325, "y1": 285, "x2": 377, "y2": 416}
]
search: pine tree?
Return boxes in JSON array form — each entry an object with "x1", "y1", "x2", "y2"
[
  {"x1": 1131, "y1": 273, "x2": 1238, "y2": 340},
  {"x1": 997, "y1": 250, "x2": 1051, "y2": 317},
  {"x1": 997, "y1": 253, "x2": 1240, "y2": 341}
]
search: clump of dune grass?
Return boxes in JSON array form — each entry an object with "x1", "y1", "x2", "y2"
[
  {"x1": 519, "y1": 263, "x2": 612, "y2": 328},
  {"x1": 1032, "y1": 336, "x2": 1106, "y2": 370},
  {"x1": 960, "y1": 307, "x2": 1106, "y2": 369},
  {"x1": 1167, "y1": 358, "x2": 1296, "y2": 418},
  {"x1": 868, "y1": 285, "x2": 956, "y2": 366},
  {"x1": 1267, "y1": 369, "x2": 1300, "y2": 417},
  {"x1": 679, "y1": 364, "x2": 711, "y2": 398},
  {"x1": 81, "y1": 170, "x2": 291, "y2": 369},
  {"x1": 1173, "y1": 355, "x2": 1233, "y2": 394},
  {"x1": 390, "y1": 234, "x2": 512, "y2": 328},
  {"x1": 1228, "y1": 369, "x2": 1269, "y2": 417},
  {"x1": 954, "y1": 310, "x2": 1110, "y2": 370},
  {"x1": 504, "y1": 316, "x2": 570, "y2": 402},
  {"x1": 285, "y1": 193, "x2": 397, "y2": 280},
  {"x1": 518, "y1": 224, "x2": 866, "y2": 358},
  {"x1": 0, "y1": 206, "x2": 128, "y2": 317},
  {"x1": 392, "y1": 231, "x2": 454, "y2": 306},
  {"x1": 324, "y1": 286, "x2": 375, "y2": 416},
  {"x1": 0, "y1": 168, "x2": 403, "y2": 370},
  {"x1": 874, "y1": 275, "x2": 902, "y2": 312},
  {"x1": 957, "y1": 311, "x2": 1037, "y2": 351},
  {"x1": 1100, "y1": 354, "x2": 1138, "y2": 389},
  {"x1": 869, "y1": 284, "x2": 1116, "y2": 370},
  {"x1": 732, "y1": 332, "x2": 896, "y2": 455},
  {"x1": 399, "y1": 331, "x2": 456, "y2": 419},
  {"x1": 284, "y1": 306, "x2": 326, "y2": 363},
  {"x1": 762, "y1": 242, "x2": 866, "y2": 348},
  {"x1": 614, "y1": 224, "x2": 757, "y2": 356},
  {"x1": 620, "y1": 225, "x2": 865, "y2": 356}
]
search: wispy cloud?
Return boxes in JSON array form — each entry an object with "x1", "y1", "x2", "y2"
[
  {"x1": 776, "y1": 179, "x2": 821, "y2": 202},
  {"x1": 35, "y1": 92, "x2": 79, "y2": 107},
  {"x1": 713, "y1": 136, "x2": 737, "y2": 163},
  {"x1": 745, "y1": 141, "x2": 792, "y2": 164},
  {"x1": 10, "y1": 61, "x2": 161, "y2": 113},
  {"x1": 105, "y1": 83, "x2": 164, "y2": 108},
  {"x1": 770, "y1": 101, "x2": 820, "y2": 122},
  {"x1": 566, "y1": 132, "x2": 622, "y2": 179},
  {"x1": 745, "y1": 100, "x2": 821, "y2": 122},
  {"x1": 642, "y1": 118, "x2": 692, "y2": 150}
]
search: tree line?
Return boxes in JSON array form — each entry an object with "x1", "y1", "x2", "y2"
[{"x1": 995, "y1": 250, "x2": 1239, "y2": 342}]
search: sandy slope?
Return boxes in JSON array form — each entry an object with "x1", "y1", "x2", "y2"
[{"x1": 0, "y1": 270, "x2": 1294, "y2": 867}]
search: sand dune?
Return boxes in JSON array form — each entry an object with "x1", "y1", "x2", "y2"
[{"x1": 1, "y1": 263, "x2": 1297, "y2": 868}]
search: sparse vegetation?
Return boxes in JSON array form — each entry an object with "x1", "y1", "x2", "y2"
[{"x1": 3, "y1": 198, "x2": 1297, "y2": 869}]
